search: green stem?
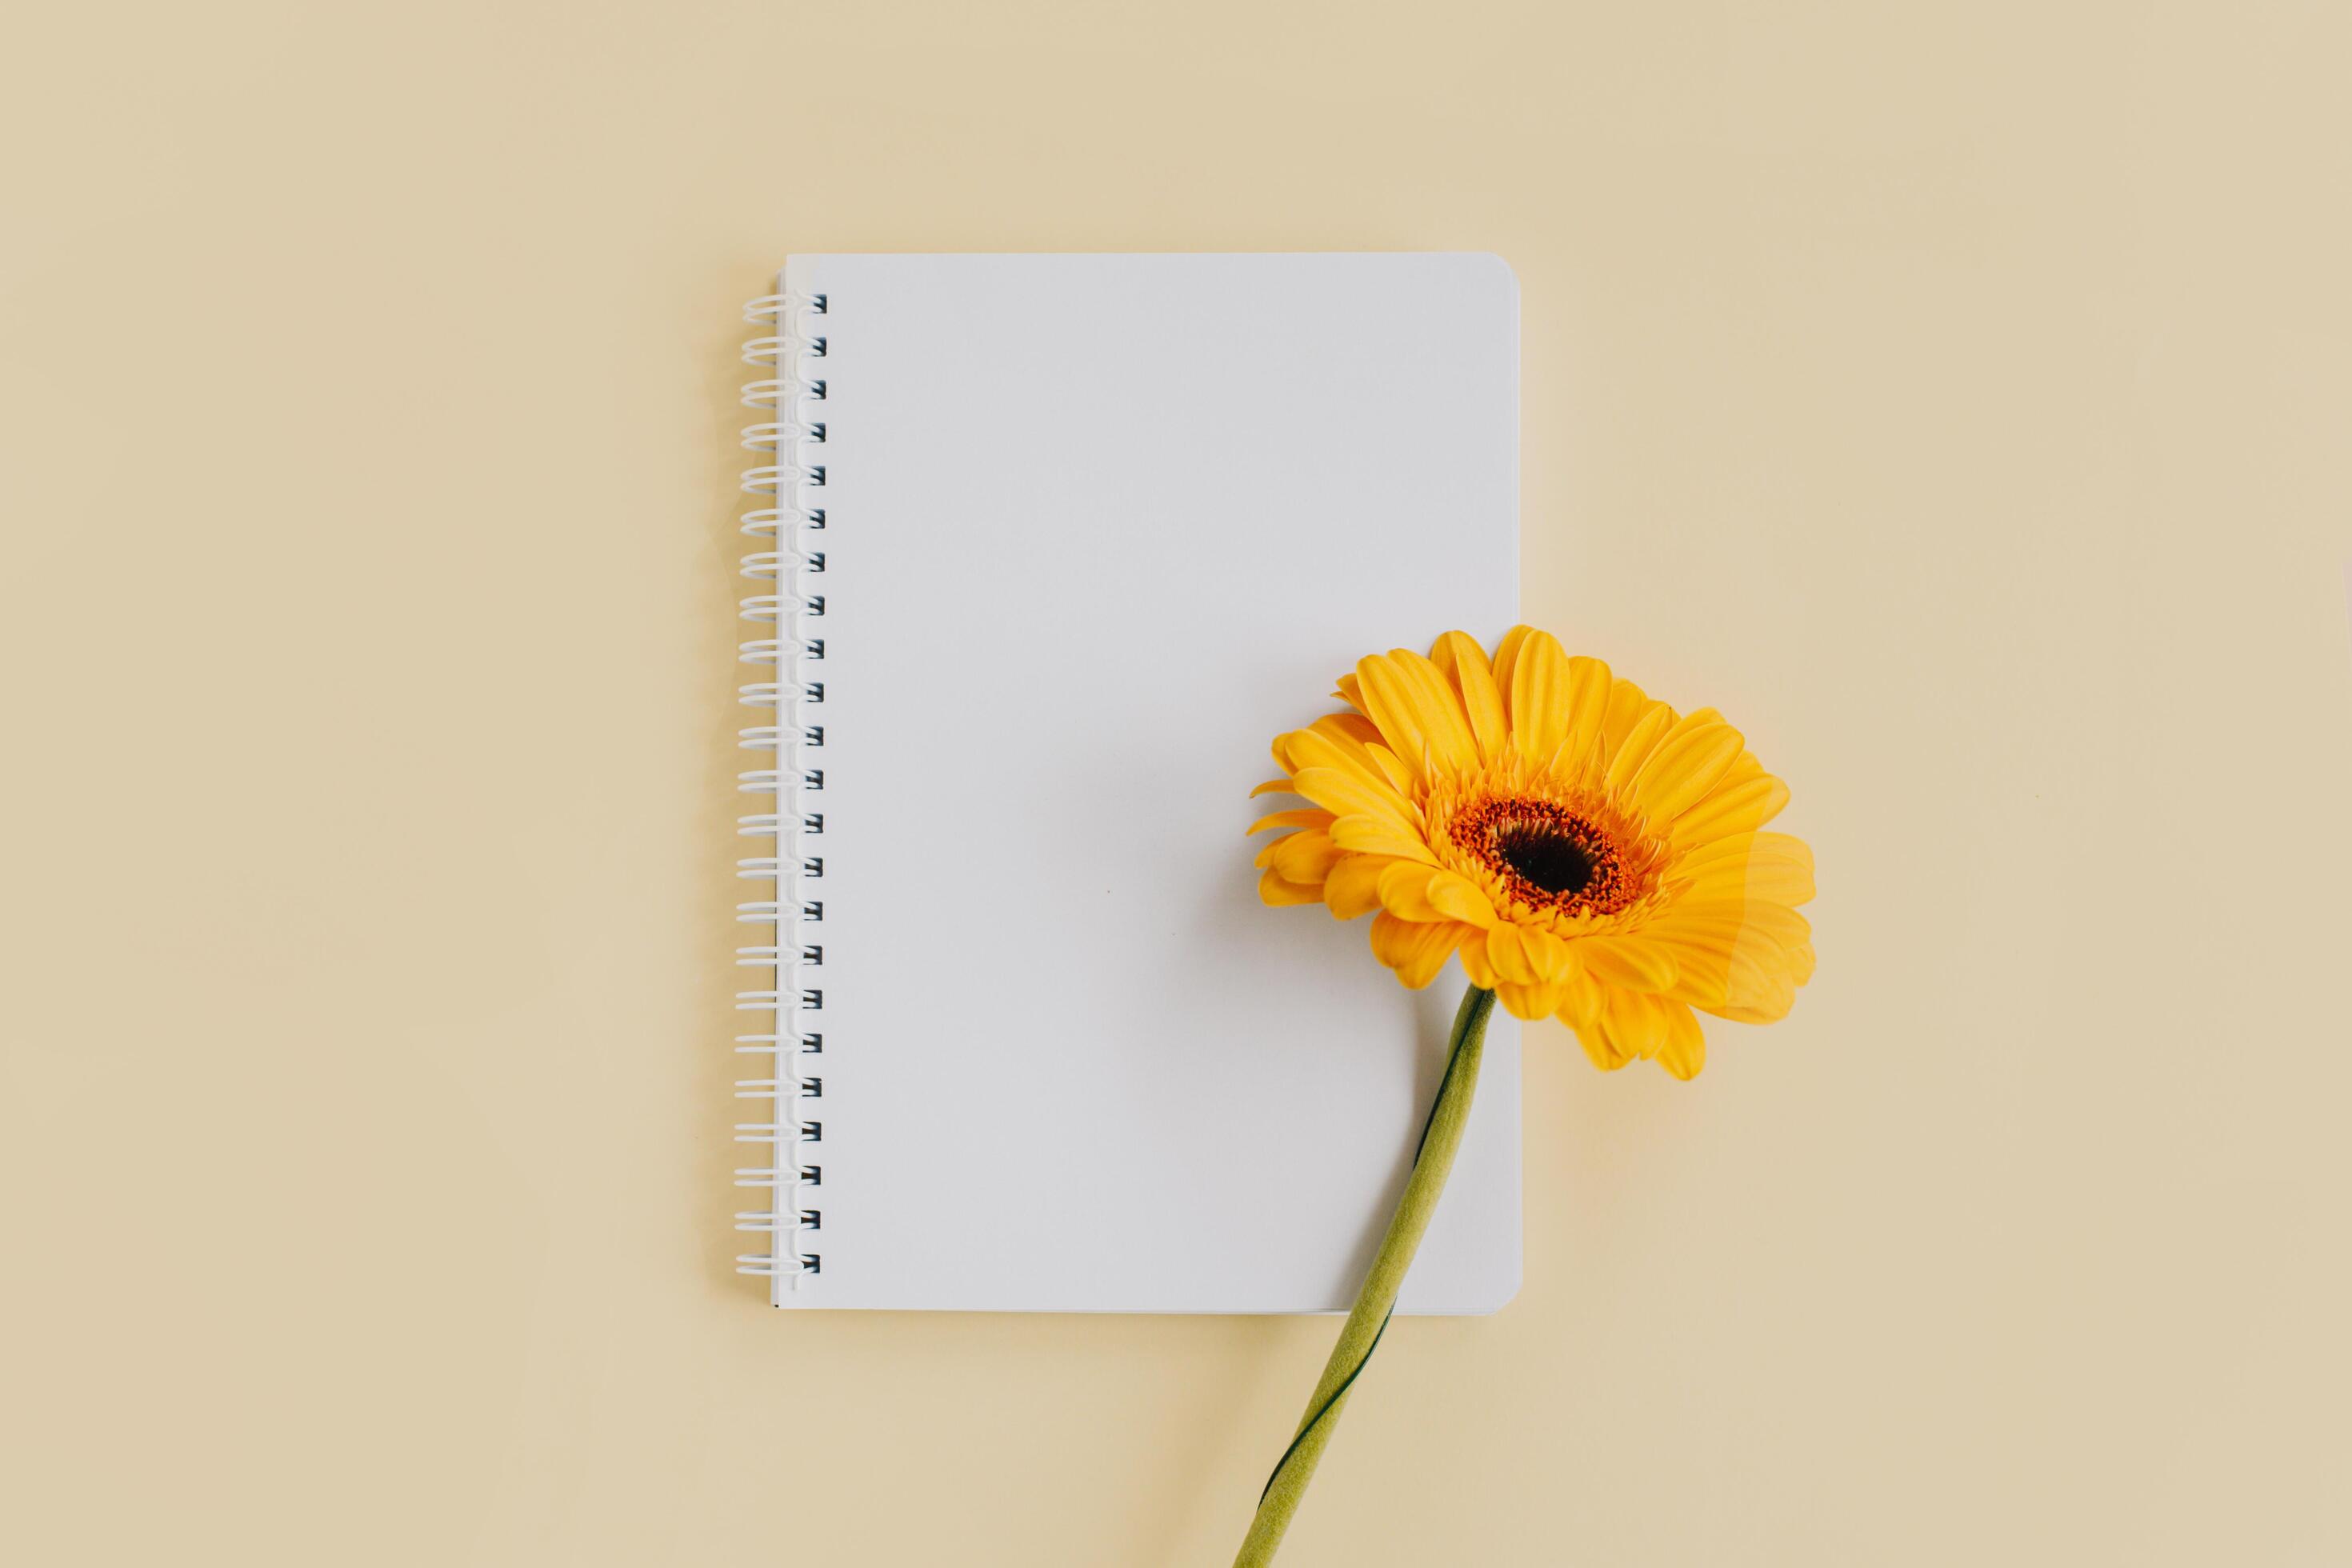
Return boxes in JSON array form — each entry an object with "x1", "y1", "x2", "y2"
[{"x1": 1230, "y1": 984, "x2": 1497, "y2": 1568}]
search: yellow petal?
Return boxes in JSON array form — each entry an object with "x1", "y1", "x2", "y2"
[
  {"x1": 1281, "y1": 727, "x2": 1400, "y2": 800},
  {"x1": 1603, "y1": 703, "x2": 1677, "y2": 796},
  {"x1": 1374, "y1": 861, "x2": 1448, "y2": 921},
  {"x1": 1323, "y1": 854, "x2": 1394, "y2": 919},
  {"x1": 1369, "y1": 912, "x2": 1470, "y2": 989},
  {"x1": 1480, "y1": 923, "x2": 1530, "y2": 985},
  {"x1": 1674, "y1": 829, "x2": 1803, "y2": 874},
  {"x1": 1495, "y1": 968, "x2": 1570, "y2": 1020},
  {"x1": 1516, "y1": 922, "x2": 1570, "y2": 980},
  {"x1": 1268, "y1": 829, "x2": 1342, "y2": 885},
  {"x1": 1648, "y1": 911, "x2": 1806, "y2": 1014},
  {"x1": 1375, "y1": 862, "x2": 1494, "y2": 928},
  {"x1": 1677, "y1": 832, "x2": 1815, "y2": 906},
  {"x1": 1702, "y1": 971, "x2": 1797, "y2": 1025},
  {"x1": 1494, "y1": 979, "x2": 1567, "y2": 1020},
  {"x1": 1506, "y1": 630, "x2": 1574, "y2": 765},
  {"x1": 1334, "y1": 671, "x2": 1366, "y2": 714},
  {"x1": 1258, "y1": 868, "x2": 1323, "y2": 907},
  {"x1": 1399, "y1": 651, "x2": 1485, "y2": 762},
  {"x1": 1246, "y1": 808, "x2": 1334, "y2": 836},
  {"x1": 1547, "y1": 655, "x2": 1616, "y2": 777},
  {"x1": 1355, "y1": 650, "x2": 1479, "y2": 777},
  {"x1": 1363, "y1": 743, "x2": 1415, "y2": 794},
  {"x1": 1318, "y1": 712, "x2": 1384, "y2": 746},
  {"x1": 1669, "y1": 770, "x2": 1790, "y2": 846},
  {"x1": 1576, "y1": 992, "x2": 1650, "y2": 1066},
  {"x1": 1628, "y1": 713, "x2": 1746, "y2": 826},
  {"x1": 1574, "y1": 1021, "x2": 1637, "y2": 1072},
  {"x1": 1291, "y1": 713, "x2": 1420, "y2": 795},
  {"x1": 1577, "y1": 934, "x2": 1677, "y2": 993},
  {"x1": 1423, "y1": 870, "x2": 1498, "y2": 928},
  {"x1": 1490, "y1": 625, "x2": 1534, "y2": 700},
  {"x1": 1328, "y1": 816, "x2": 1440, "y2": 864},
  {"x1": 1646, "y1": 930, "x2": 1746, "y2": 1009},
  {"x1": 1288, "y1": 765, "x2": 1418, "y2": 834},
  {"x1": 1598, "y1": 677, "x2": 1662, "y2": 764},
  {"x1": 1250, "y1": 828, "x2": 1336, "y2": 880},
  {"x1": 1250, "y1": 778, "x2": 1300, "y2": 798},
  {"x1": 1667, "y1": 900, "x2": 1811, "y2": 948},
  {"x1": 1430, "y1": 630, "x2": 1508, "y2": 763},
  {"x1": 1655, "y1": 1001, "x2": 1707, "y2": 1079},
  {"x1": 1457, "y1": 934, "x2": 1498, "y2": 988},
  {"x1": 1598, "y1": 988, "x2": 1672, "y2": 1062},
  {"x1": 1554, "y1": 954, "x2": 1607, "y2": 1030}
]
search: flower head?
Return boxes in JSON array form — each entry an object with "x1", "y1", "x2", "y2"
[{"x1": 1251, "y1": 627, "x2": 1814, "y2": 1078}]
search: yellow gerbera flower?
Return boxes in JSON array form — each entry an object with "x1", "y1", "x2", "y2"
[{"x1": 1250, "y1": 626, "x2": 1814, "y2": 1078}]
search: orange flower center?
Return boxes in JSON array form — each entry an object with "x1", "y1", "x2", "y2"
[{"x1": 1449, "y1": 796, "x2": 1644, "y2": 917}]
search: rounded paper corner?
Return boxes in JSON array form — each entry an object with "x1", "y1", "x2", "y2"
[
  {"x1": 1462, "y1": 251, "x2": 1520, "y2": 306},
  {"x1": 1463, "y1": 1255, "x2": 1524, "y2": 1317}
]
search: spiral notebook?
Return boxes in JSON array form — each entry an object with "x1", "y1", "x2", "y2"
[{"x1": 732, "y1": 254, "x2": 1522, "y2": 1313}]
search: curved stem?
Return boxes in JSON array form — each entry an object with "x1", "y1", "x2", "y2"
[{"x1": 1230, "y1": 984, "x2": 1497, "y2": 1567}]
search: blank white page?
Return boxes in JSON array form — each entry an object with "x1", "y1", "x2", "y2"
[{"x1": 775, "y1": 253, "x2": 1519, "y2": 1312}]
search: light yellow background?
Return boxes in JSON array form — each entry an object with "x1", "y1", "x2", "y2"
[{"x1": 6, "y1": 2, "x2": 2350, "y2": 1563}]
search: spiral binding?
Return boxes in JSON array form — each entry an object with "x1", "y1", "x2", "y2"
[{"x1": 733, "y1": 285, "x2": 829, "y2": 1293}]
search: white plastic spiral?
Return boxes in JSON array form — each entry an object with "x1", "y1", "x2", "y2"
[{"x1": 733, "y1": 285, "x2": 830, "y2": 1292}]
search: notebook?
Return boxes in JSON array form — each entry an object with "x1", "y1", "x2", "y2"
[{"x1": 732, "y1": 253, "x2": 1522, "y2": 1313}]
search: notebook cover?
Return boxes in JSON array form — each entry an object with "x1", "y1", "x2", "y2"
[{"x1": 737, "y1": 254, "x2": 1522, "y2": 1313}]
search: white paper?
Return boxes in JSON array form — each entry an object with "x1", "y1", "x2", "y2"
[{"x1": 771, "y1": 253, "x2": 1521, "y2": 1312}]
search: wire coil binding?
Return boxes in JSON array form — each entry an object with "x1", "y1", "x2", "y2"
[{"x1": 733, "y1": 284, "x2": 830, "y2": 1294}]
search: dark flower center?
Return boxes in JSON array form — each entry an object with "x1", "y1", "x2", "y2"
[
  {"x1": 1448, "y1": 794, "x2": 1643, "y2": 916},
  {"x1": 1495, "y1": 826, "x2": 1597, "y2": 896}
]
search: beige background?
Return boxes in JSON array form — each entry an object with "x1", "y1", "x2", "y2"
[{"x1": 6, "y1": 2, "x2": 2350, "y2": 1563}]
